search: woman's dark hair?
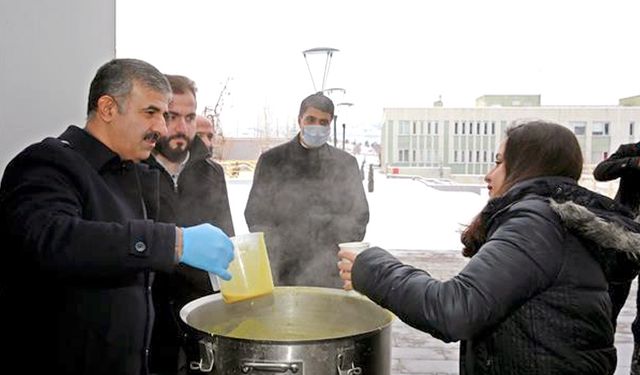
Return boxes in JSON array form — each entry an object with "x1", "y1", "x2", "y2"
[
  {"x1": 496, "y1": 120, "x2": 583, "y2": 195},
  {"x1": 461, "y1": 120, "x2": 583, "y2": 257}
]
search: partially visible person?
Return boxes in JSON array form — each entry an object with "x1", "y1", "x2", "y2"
[
  {"x1": 195, "y1": 114, "x2": 215, "y2": 154},
  {"x1": 145, "y1": 75, "x2": 235, "y2": 375},
  {"x1": 245, "y1": 92, "x2": 369, "y2": 288},
  {"x1": 594, "y1": 141, "x2": 640, "y2": 374},
  {"x1": 0, "y1": 58, "x2": 234, "y2": 375},
  {"x1": 339, "y1": 120, "x2": 640, "y2": 374}
]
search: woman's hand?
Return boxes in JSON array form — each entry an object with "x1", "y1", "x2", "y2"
[{"x1": 337, "y1": 249, "x2": 357, "y2": 290}]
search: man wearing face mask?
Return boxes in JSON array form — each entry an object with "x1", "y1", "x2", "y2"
[{"x1": 244, "y1": 92, "x2": 369, "y2": 288}]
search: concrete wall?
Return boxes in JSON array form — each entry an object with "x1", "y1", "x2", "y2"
[{"x1": 0, "y1": 0, "x2": 115, "y2": 177}]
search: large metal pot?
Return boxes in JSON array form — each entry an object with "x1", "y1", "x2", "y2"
[{"x1": 180, "y1": 286, "x2": 393, "y2": 374}]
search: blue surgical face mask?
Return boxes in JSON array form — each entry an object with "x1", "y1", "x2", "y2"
[{"x1": 301, "y1": 125, "x2": 331, "y2": 148}]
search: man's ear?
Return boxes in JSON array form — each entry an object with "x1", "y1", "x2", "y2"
[{"x1": 96, "y1": 95, "x2": 118, "y2": 122}]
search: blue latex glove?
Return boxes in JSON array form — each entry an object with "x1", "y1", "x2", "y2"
[{"x1": 180, "y1": 224, "x2": 234, "y2": 280}]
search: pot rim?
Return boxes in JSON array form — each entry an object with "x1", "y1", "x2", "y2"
[{"x1": 179, "y1": 286, "x2": 394, "y2": 343}]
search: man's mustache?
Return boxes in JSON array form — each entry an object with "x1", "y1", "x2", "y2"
[
  {"x1": 143, "y1": 132, "x2": 160, "y2": 142},
  {"x1": 164, "y1": 134, "x2": 189, "y2": 143}
]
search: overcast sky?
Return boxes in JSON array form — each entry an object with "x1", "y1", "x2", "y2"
[{"x1": 116, "y1": 0, "x2": 640, "y2": 137}]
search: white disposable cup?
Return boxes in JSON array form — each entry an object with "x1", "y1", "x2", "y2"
[{"x1": 338, "y1": 241, "x2": 370, "y2": 261}]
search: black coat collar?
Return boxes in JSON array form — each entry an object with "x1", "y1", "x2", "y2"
[{"x1": 58, "y1": 125, "x2": 130, "y2": 173}]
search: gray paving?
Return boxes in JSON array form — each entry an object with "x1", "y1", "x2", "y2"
[{"x1": 390, "y1": 249, "x2": 636, "y2": 375}]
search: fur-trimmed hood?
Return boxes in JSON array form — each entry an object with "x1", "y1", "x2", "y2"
[
  {"x1": 483, "y1": 176, "x2": 640, "y2": 281},
  {"x1": 551, "y1": 200, "x2": 640, "y2": 259}
]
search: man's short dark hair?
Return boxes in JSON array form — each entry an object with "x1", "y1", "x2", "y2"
[
  {"x1": 164, "y1": 74, "x2": 197, "y2": 99},
  {"x1": 87, "y1": 58, "x2": 171, "y2": 117},
  {"x1": 298, "y1": 92, "x2": 334, "y2": 119}
]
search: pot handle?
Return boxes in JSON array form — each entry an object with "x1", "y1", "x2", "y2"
[
  {"x1": 240, "y1": 361, "x2": 302, "y2": 373},
  {"x1": 337, "y1": 348, "x2": 362, "y2": 375},
  {"x1": 189, "y1": 339, "x2": 215, "y2": 372}
]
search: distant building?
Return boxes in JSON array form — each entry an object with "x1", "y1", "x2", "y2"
[
  {"x1": 381, "y1": 94, "x2": 640, "y2": 178},
  {"x1": 475, "y1": 94, "x2": 541, "y2": 107},
  {"x1": 620, "y1": 95, "x2": 640, "y2": 107}
]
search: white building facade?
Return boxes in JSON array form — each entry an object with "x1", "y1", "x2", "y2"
[{"x1": 382, "y1": 97, "x2": 640, "y2": 178}]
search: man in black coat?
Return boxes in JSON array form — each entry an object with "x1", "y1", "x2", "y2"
[
  {"x1": 594, "y1": 142, "x2": 640, "y2": 375},
  {"x1": 0, "y1": 59, "x2": 234, "y2": 375},
  {"x1": 244, "y1": 92, "x2": 369, "y2": 288},
  {"x1": 145, "y1": 74, "x2": 235, "y2": 374}
]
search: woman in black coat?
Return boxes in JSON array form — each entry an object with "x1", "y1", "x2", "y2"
[{"x1": 339, "y1": 121, "x2": 640, "y2": 375}]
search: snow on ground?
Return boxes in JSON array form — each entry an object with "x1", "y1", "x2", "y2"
[
  {"x1": 226, "y1": 169, "x2": 487, "y2": 252},
  {"x1": 363, "y1": 174, "x2": 486, "y2": 251}
]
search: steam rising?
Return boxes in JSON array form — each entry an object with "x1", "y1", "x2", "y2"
[{"x1": 244, "y1": 140, "x2": 369, "y2": 288}]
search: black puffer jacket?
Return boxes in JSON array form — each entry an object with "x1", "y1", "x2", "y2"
[{"x1": 353, "y1": 177, "x2": 640, "y2": 375}]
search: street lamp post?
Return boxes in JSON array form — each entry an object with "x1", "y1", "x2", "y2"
[
  {"x1": 318, "y1": 88, "x2": 346, "y2": 147},
  {"x1": 333, "y1": 115, "x2": 338, "y2": 147},
  {"x1": 302, "y1": 47, "x2": 339, "y2": 92},
  {"x1": 334, "y1": 102, "x2": 353, "y2": 147}
]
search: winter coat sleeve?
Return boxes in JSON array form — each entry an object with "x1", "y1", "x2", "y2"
[
  {"x1": 352, "y1": 199, "x2": 563, "y2": 342},
  {"x1": 594, "y1": 143, "x2": 640, "y2": 181},
  {"x1": 1, "y1": 146, "x2": 177, "y2": 278}
]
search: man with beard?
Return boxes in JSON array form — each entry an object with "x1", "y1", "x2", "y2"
[{"x1": 145, "y1": 74, "x2": 235, "y2": 375}]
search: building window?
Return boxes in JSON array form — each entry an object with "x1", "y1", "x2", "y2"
[
  {"x1": 469, "y1": 122, "x2": 473, "y2": 134},
  {"x1": 399, "y1": 121, "x2": 410, "y2": 135},
  {"x1": 412, "y1": 121, "x2": 417, "y2": 134},
  {"x1": 483, "y1": 122, "x2": 488, "y2": 135},
  {"x1": 483, "y1": 150, "x2": 487, "y2": 162},
  {"x1": 592, "y1": 121, "x2": 609, "y2": 135},
  {"x1": 461, "y1": 150, "x2": 465, "y2": 162},
  {"x1": 462, "y1": 122, "x2": 466, "y2": 135},
  {"x1": 412, "y1": 150, "x2": 416, "y2": 161},
  {"x1": 630, "y1": 122, "x2": 635, "y2": 136},
  {"x1": 454, "y1": 122, "x2": 459, "y2": 134},
  {"x1": 491, "y1": 122, "x2": 495, "y2": 135},
  {"x1": 434, "y1": 122, "x2": 438, "y2": 134},
  {"x1": 398, "y1": 149, "x2": 409, "y2": 162},
  {"x1": 476, "y1": 122, "x2": 481, "y2": 134},
  {"x1": 569, "y1": 121, "x2": 586, "y2": 135},
  {"x1": 468, "y1": 150, "x2": 473, "y2": 162},
  {"x1": 476, "y1": 150, "x2": 480, "y2": 162},
  {"x1": 427, "y1": 122, "x2": 431, "y2": 134},
  {"x1": 454, "y1": 150, "x2": 458, "y2": 162}
]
